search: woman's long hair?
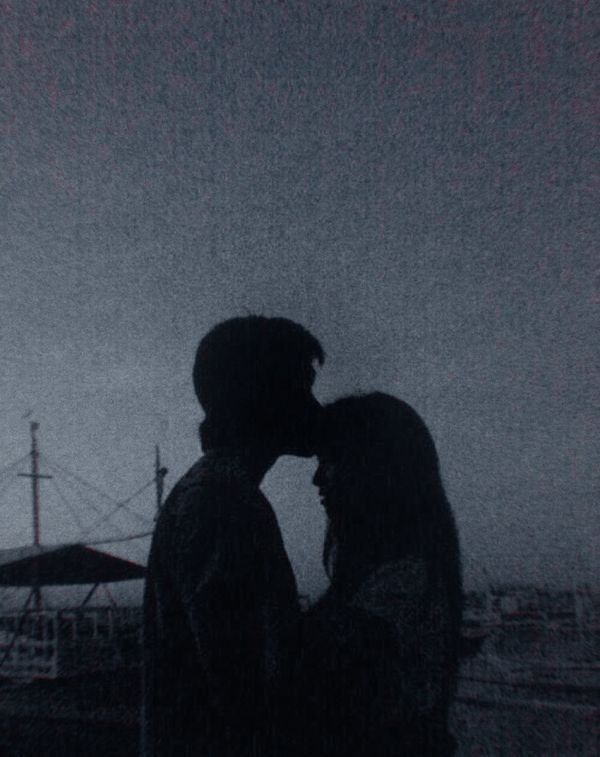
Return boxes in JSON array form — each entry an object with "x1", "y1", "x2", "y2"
[{"x1": 320, "y1": 392, "x2": 463, "y2": 638}]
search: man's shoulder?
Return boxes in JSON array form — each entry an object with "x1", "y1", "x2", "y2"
[
  {"x1": 159, "y1": 470, "x2": 225, "y2": 524},
  {"x1": 157, "y1": 456, "x2": 268, "y2": 531}
]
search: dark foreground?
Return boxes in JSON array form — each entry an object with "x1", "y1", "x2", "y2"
[
  {"x1": 0, "y1": 671, "x2": 139, "y2": 757},
  {"x1": 0, "y1": 663, "x2": 598, "y2": 756}
]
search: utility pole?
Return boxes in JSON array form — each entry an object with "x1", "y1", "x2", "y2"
[
  {"x1": 154, "y1": 445, "x2": 168, "y2": 518},
  {"x1": 18, "y1": 421, "x2": 52, "y2": 609}
]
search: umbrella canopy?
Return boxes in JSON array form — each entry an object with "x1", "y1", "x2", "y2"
[{"x1": 0, "y1": 544, "x2": 145, "y2": 586}]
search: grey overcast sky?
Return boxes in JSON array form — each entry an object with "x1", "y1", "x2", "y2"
[{"x1": 1, "y1": 0, "x2": 598, "y2": 597}]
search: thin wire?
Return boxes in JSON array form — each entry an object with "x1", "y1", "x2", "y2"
[
  {"x1": 41, "y1": 455, "x2": 155, "y2": 531},
  {"x1": 85, "y1": 531, "x2": 152, "y2": 563},
  {"x1": 118, "y1": 501, "x2": 155, "y2": 526},
  {"x1": 85, "y1": 530, "x2": 153, "y2": 546},
  {"x1": 38, "y1": 455, "x2": 155, "y2": 540},
  {"x1": 0, "y1": 453, "x2": 31, "y2": 477},
  {"x1": 0, "y1": 453, "x2": 31, "y2": 483},
  {"x1": 18, "y1": 453, "x2": 154, "y2": 549},
  {"x1": 80, "y1": 479, "x2": 155, "y2": 538},
  {"x1": 42, "y1": 460, "x2": 132, "y2": 542},
  {"x1": 40, "y1": 458, "x2": 111, "y2": 520},
  {"x1": 39, "y1": 454, "x2": 118, "y2": 504},
  {"x1": 49, "y1": 478, "x2": 86, "y2": 535},
  {"x1": 0, "y1": 474, "x2": 27, "y2": 511}
]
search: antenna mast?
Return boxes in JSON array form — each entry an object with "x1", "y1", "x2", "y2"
[
  {"x1": 18, "y1": 421, "x2": 52, "y2": 609},
  {"x1": 18, "y1": 422, "x2": 52, "y2": 547},
  {"x1": 154, "y1": 445, "x2": 168, "y2": 517}
]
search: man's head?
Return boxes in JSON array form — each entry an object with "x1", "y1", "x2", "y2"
[{"x1": 193, "y1": 316, "x2": 324, "y2": 456}]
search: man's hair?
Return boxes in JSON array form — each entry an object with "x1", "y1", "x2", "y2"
[{"x1": 193, "y1": 316, "x2": 324, "y2": 445}]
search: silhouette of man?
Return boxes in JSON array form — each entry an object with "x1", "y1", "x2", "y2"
[{"x1": 142, "y1": 316, "x2": 324, "y2": 757}]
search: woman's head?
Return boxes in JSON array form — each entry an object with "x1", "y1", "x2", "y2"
[
  {"x1": 315, "y1": 393, "x2": 441, "y2": 523},
  {"x1": 314, "y1": 393, "x2": 459, "y2": 584}
]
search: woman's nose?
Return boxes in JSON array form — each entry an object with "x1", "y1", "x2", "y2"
[{"x1": 312, "y1": 464, "x2": 323, "y2": 487}]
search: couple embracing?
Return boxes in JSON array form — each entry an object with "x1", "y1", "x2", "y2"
[{"x1": 142, "y1": 316, "x2": 462, "y2": 757}]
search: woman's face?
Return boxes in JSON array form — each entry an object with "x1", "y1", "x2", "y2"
[
  {"x1": 313, "y1": 448, "x2": 360, "y2": 516},
  {"x1": 312, "y1": 456, "x2": 335, "y2": 509}
]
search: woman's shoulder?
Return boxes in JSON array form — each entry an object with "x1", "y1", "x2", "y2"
[
  {"x1": 301, "y1": 590, "x2": 397, "y2": 676},
  {"x1": 302, "y1": 557, "x2": 431, "y2": 635},
  {"x1": 348, "y1": 558, "x2": 429, "y2": 621},
  {"x1": 303, "y1": 588, "x2": 387, "y2": 638},
  {"x1": 355, "y1": 557, "x2": 429, "y2": 598}
]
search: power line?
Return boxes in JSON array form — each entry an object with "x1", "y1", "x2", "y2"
[
  {"x1": 79, "y1": 479, "x2": 155, "y2": 538},
  {"x1": 40, "y1": 457, "x2": 113, "y2": 521},
  {"x1": 119, "y1": 501, "x2": 155, "y2": 527},
  {"x1": 0, "y1": 456, "x2": 34, "y2": 519},
  {"x1": 0, "y1": 474, "x2": 27, "y2": 511},
  {"x1": 85, "y1": 530, "x2": 153, "y2": 546},
  {"x1": 0, "y1": 454, "x2": 31, "y2": 483},
  {"x1": 41, "y1": 459, "x2": 136, "y2": 542},
  {"x1": 6, "y1": 452, "x2": 154, "y2": 547},
  {"x1": 39, "y1": 454, "x2": 118, "y2": 505},
  {"x1": 41, "y1": 455, "x2": 155, "y2": 531},
  {"x1": 49, "y1": 478, "x2": 86, "y2": 535}
]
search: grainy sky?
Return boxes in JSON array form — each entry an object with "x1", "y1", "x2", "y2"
[{"x1": 1, "y1": 0, "x2": 598, "y2": 597}]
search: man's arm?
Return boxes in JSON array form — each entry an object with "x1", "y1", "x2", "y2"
[{"x1": 171, "y1": 484, "x2": 269, "y2": 733}]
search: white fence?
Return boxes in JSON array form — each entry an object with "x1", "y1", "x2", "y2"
[{"x1": 0, "y1": 607, "x2": 141, "y2": 680}]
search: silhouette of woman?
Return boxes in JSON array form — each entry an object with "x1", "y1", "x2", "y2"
[{"x1": 297, "y1": 392, "x2": 462, "y2": 757}]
